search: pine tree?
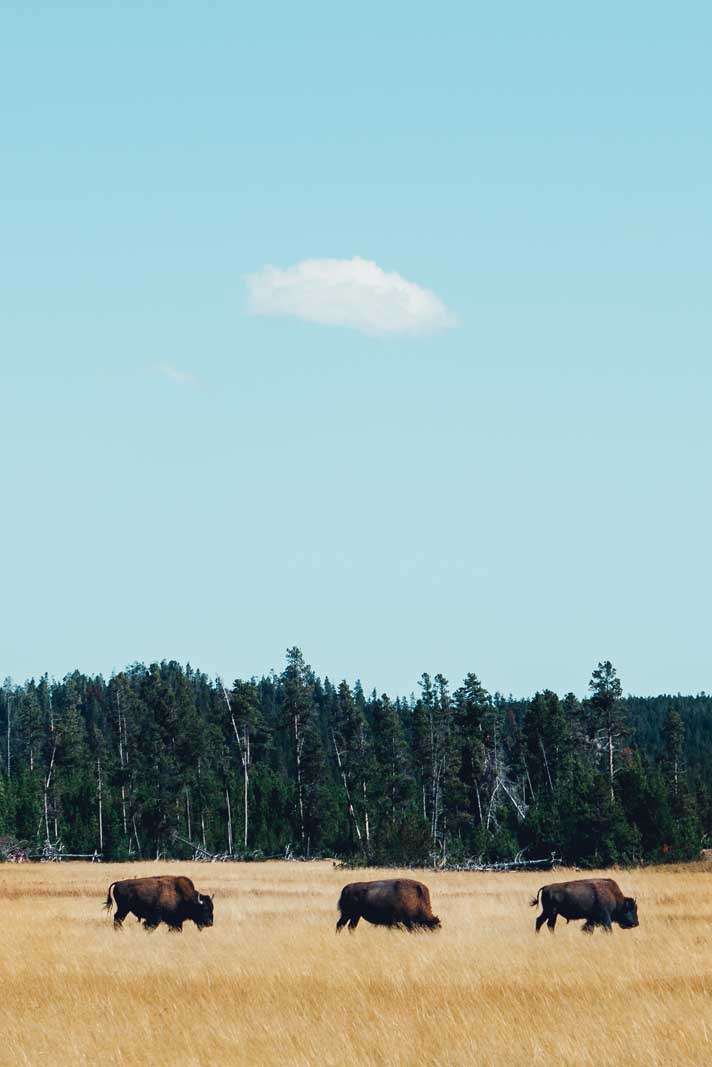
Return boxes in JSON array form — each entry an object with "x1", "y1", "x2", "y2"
[
  {"x1": 53, "y1": 673, "x2": 93, "y2": 850},
  {"x1": 662, "y1": 707, "x2": 685, "y2": 801},
  {"x1": 454, "y1": 673, "x2": 491, "y2": 833},
  {"x1": 587, "y1": 661, "x2": 625, "y2": 799},
  {"x1": 370, "y1": 693, "x2": 412, "y2": 842},
  {"x1": 524, "y1": 690, "x2": 570, "y2": 800},
  {"x1": 280, "y1": 647, "x2": 327, "y2": 853},
  {"x1": 411, "y1": 673, "x2": 461, "y2": 859},
  {"x1": 0, "y1": 652, "x2": 708, "y2": 866}
]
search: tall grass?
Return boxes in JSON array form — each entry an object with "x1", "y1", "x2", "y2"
[{"x1": 2, "y1": 860, "x2": 712, "y2": 1065}]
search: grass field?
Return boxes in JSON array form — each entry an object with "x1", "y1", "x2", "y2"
[{"x1": 2, "y1": 860, "x2": 712, "y2": 1066}]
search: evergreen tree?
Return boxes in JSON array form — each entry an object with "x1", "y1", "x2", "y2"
[
  {"x1": 0, "y1": 652, "x2": 706, "y2": 866},
  {"x1": 587, "y1": 661, "x2": 626, "y2": 799},
  {"x1": 280, "y1": 647, "x2": 329, "y2": 854},
  {"x1": 453, "y1": 673, "x2": 491, "y2": 836},
  {"x1": 661, "y1": 707, "x2": 685, "y2": 800},
  {"x1": 370, "y1": 692, "x2": 412, "y2": 843},
  {"x1": 524, "y1": 690, "x2": 570, "y2": 800}
]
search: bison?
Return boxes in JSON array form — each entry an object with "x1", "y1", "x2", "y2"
[
  {"x1": 531, "y1": 878, "x2": 638, "y2": 934},
  {"x1": 104, "y1": 875, "x2": 214, "y2": 932},
  {"x1": 336, "y1": 878, "x2": 440, "y2": 933}
]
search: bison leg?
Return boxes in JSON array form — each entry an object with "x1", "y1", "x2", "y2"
[
  {"x1": 348, "y1": 915, "x2": 360, "y2": 931},
  {"x1": 581, "y1": 920, "x2": 595, "y2": 934},
  {"x1": 142, "y1": 913, "x2": 161, "y2": 932},
  {"x1": 336, "y1": 915, "x2": 348, "y2": 933},
  {"x1": 546, "y1": 909, "x2": 558, "y2": 933},
  {"x1": 167, "y1": 922, "x2": 183, "y2": 933},
  {"x1": 113, "y1": 907, "x2": 129, "y2": 931},
  {"x1": 535, "y1": 911, "x2": 547, "y2": 933}
]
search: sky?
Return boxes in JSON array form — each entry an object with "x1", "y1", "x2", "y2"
[{"x1": 1, "y1": 2, "x2": 710, "y2": 698}]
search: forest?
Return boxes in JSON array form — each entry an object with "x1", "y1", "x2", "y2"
[{"x1": 0, "y1": 650, "x2": 709, "y2": 867}]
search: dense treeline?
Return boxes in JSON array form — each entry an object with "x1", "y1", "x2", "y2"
[{"x1": 0, "y1": 651, "x2": 708, "y2": 866}]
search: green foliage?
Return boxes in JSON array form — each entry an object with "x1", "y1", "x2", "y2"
[{"x1": 0, "y1": 656, "x2": 706, "y2": 865}]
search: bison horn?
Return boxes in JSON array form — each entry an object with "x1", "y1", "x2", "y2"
[{"x1": 197, "y1": 893, "x2": 203, "y2": 904}]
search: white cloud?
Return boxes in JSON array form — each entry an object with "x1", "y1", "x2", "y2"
[
  {"x1": 244, "y1": 256, "x2": 457, "y2": 336},
  {"x1": 157, "y1": 362, "x2": 196, "y2": 385}
]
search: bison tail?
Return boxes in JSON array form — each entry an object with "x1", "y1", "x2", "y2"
[
  {"x1": 104, "y1": 882, "x2": 118, "y2": 912},
  {"x1": 530, "y1": 887, "x2": 543, "y2": 908}
]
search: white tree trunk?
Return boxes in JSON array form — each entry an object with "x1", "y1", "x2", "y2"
[
  {"x1": 226, "y1": 787, "x2": 233, "y2": 855},
  {"x1": 97, "y1": 758, "x2": 104, "y2": 852},
  {"x1": 331, "y1": 730, "x2": 363, "y2": 845}
]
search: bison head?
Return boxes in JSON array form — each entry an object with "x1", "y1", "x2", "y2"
[
  {"x1": 618, "y1": 896, "x2": 639, "y2": 929},
  {"x1": 192, "y1": 892, "x2": 214, "y2": 930}
]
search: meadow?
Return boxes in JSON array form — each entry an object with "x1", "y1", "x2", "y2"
[{"x1": 2, "y1": 860, "x2": 712, "y2": 1066}]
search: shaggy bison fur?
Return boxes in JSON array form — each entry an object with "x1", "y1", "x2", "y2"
[
  {"x1": 104, "y1": 875, "x2": 214, "y2": 932},
  {"x1": 531, "y1": 878, "x2": 639, "y2": 934},
  {"x1": 337, "y1": 878, "x2": 441, "y2": 933}
]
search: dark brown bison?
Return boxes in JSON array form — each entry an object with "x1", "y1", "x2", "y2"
[
  {"x1": 531, "y1": 878, "x2": 638, "y2": 934},
  {"x1": 336, "y1": 878, "x2": 440, "y2": 933},
  {"x1": 104, "y1": 875, "x2": 214, "y2": 932}
]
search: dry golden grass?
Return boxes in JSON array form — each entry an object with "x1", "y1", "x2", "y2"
[{"x1": 2, "y1": 860, "x2": 712, "y2": 1065}]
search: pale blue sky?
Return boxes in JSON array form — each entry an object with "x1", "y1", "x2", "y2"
[{"x1": 2, "y1": 2, "x2": 710, "y2": 696}]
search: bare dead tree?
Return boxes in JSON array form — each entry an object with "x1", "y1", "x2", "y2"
[
  {"x1": 540, "y1": 737, "x2": 554, "y2": 795},
  {"x1": 220, "y1": 680, "x2": 251, "y2": 851},
  {"x1": 96, "y1": 758, "x2": 104, "y2": 853},
  {"x1": 116, "y1": 686, "x2": 129, "y2": 839},
  {"x1": 281, "y1": 651, "x2": 313, "y2": 850},
  {"x1": 225, "y1": 785, "x2": 233, "y2": 855},
  {"x1": 45, "y1": 687, "x2": 59, "y2": 842},
  {"x1": 483, "y1": 712, "x2": 528, "y2": 830},
  {"x1": 132, "y1": 815, "x2": 142, "y2": 856},
  {"x1": 360, "y1": 720, "x2": 371, "y2": 848},
  {"x1": 185, "y1": 786, "x2": 192, "y2": 842},
  {"x1": 197, "y1": 756, "x2": 207, "y2": 849},
  {"x1": 43, "y1": 742, "x2": 57, "y2": 844},
  {"x1": 331, "y1": 728, "x2": 364, "y2": 847}
]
